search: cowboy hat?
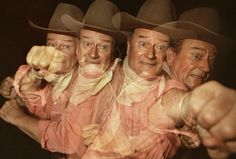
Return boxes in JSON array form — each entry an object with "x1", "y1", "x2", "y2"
[
  {"x1": 164, "y1": 7, "x2": 232, "y2": 49},
  {"x1": 112, "y1": 0, "x2": 177, "y2": 31},
  {"x1": 61, "y1": 0, "x2": 126, "y2": 42},
  {"x1": 112, "y1": 0, "x2": 197, "y2": 40},
  {"x1": 29, "y1": 3, "x2": 84, "y2": 36}
]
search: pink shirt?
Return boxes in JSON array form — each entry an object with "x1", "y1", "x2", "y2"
[
  {"x1": 81, "y1": 66, "x2": 193, "y2": 159},
  {"x1": 14, "y1": 65, "x2": 76, "y2": 120},
  {"x1": 14, "y1": 65, "x2": 90, "y2": 158}
]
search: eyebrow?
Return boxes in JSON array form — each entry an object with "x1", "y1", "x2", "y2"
[
  {"x1": 191, "y1": 46, "x2": 205, "y2": 51},
  {"x1": 81, "y1": 35, "x2": 112, "y2": 43},
  {"x1": 136, "y1": 34, "x2": 169, "y2": 43},
  {"x1": 47, "y1": 38, "x2": 74, "y2": 43}
]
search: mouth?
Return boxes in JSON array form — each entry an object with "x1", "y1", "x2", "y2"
[
  {"x1": 85, "y1": 58, "x2": 100, "y2": 64},
  {"x1": 190, "y1": 74, "x2": 206, "y2": 80},
  {"x1": 140, "y1": 61, "x2": 157, "y2": 66}
]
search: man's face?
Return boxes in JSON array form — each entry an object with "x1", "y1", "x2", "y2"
[
  {"x1": 46, "y1": 33, "x2": 78, "y2": 66},
  {"x1": 169, "y1": 39, "x2": 217, "y2": 90},
  {"x1": 128, "y1": 28, "x2": 169, "y2": 80},
  {"x1": 79, "y1": 29, "x2": 114, "y2": 78}
]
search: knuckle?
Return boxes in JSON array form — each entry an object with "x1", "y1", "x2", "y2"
[
  {"x1": 220, "y1": 125, "x2": 236, "y2": 139},
  {"x1": 198, "y1": 112, "x2": 215, "y2": 128}
]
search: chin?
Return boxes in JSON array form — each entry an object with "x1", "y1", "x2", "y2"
[
  {"x1": 80, "y1": 64, "x2": 105, "y2": 79},
  {"x1": 139, "y1": 71, "x2": 158, "y2": 81}
]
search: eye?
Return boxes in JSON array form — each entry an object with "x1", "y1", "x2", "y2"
[
  {"x1": 47, "y1": 42, "x2": 56, "y2": 47},
  {"x1": 192, "y1": 52, "x2": 202, "y2": 61},
  {"x1": 154, "y1": 44, "x2": 168, "y2": 52},
  {"x1": 61, "y1": 44, "x2": 71, "y2": 49},
  {"x1": 138, "y1": 41, "x2": 149, "y2": 48},
  {"x1": 97, "y1": 44, "x2": 109, "y2": 51},
  {"x1": 82, "y1": 41, "x2": 93, "y2": 48}
]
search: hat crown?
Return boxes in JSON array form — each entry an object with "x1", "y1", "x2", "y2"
[
  {"x1": 48, "y1": 3, "x2": 84, "y2": 30},
  {"x1": 179, "y1": 7, "x2": 220, "y2": 33},
  {"x1": 137, "y1": 0, "x2": 176, "y2": 24},
  {"x1": 82, "y1": 0, "x2": 119, "y2": 30}
]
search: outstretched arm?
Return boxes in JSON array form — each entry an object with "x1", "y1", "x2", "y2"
[{"x1": 0, "y1": 99, "x2": 40, "y2": 142}]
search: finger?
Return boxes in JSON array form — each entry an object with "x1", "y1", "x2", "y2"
[
  {"x1": 48, "y1": 50, "x2": 65, "y2": 73},
  {"x1": 38, "y1": 46, "x2": 55, "y2": 70},
  {"x1": 207, "y1": 147, "x2": 231, "y2": 159},
  {"x1": 83, "y1": 136, "x2": 96, "y2": 146},
  {"x1": 83, "y1": 124, "x2": 99, "y2": 131},
  {"x1": 26, "y1": 46, "x2": 40, "y2": 67},
  {"x1": 187, "y1": 81, "x2": 226, "y2": 116},
  {"x1": 197, "y1": 94, "x2": 232, "y2": 129},
  {"x1": 1, "y1": 77, "x2": 13, "y2": 88},
  {"x1": 209, "y1": 108, "x2": 236, "y2": 141},
  {"x1": 226, "y1": 141, "x2": 236, "y2": 154},
  {"x1": 82, "y1": 128, "x2": 99, "y2": 139},
  {"x1": 196, "y1": 125, "x2": 231, "y2": 159},
  {"x1": 0, "y1": 100, "x2": 16, "y2": 117},
  {"x1": 83, "y1": 133, "x2": 98, "y2": 146},
  {"x1": 27, "y1": 46, "x2": 45, "y2": 69},
  {"x1": 3, "y1": 77, "x2": 13, "y2": 85},
  {"x1": 197, "y1": 125, "x2": 219, "y2": 148}
]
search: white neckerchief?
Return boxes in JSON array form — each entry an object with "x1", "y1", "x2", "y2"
[
  {"x1": 51, "y1": 66, "x2": 75, "y2": 102},
  {"x1": 69, "y1": 58, "x2": 121, "y2": 105},
  {"x1": 117, "y1": 57, "x2": 159, "y2": 106},
  {"x1": 162, "y1": 61, "x2": 172, "y2": 77}
]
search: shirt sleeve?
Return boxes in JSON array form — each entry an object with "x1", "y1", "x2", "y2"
[
  {"x1": 13, "y1": 65, "x2": 52, "y2": 119},
  {"x1": 38, "y1": 99, "x2": 95, "y2": 156}
]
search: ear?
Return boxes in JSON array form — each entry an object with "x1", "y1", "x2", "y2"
[
  {"x1": 126, "y1": 38, "x2": 131, "y2": 55},
  {"x1": 166, "y1": 48, "x2": 176, "y2": 66},
  {"x1": 75, "y1": 38, "x2": 81, "y2": 59}
]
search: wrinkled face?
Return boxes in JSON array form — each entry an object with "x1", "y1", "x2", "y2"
[
  {"x1": 128, "y1": 28, "x2": 170, "y2": 81},
  {"x1": 169, "y1": 39, "x2": 217, "y2": 90},
  {"x1": 79, "y1": 29, "x2": 114, "y2": 78},
  {"x1": 46, "y1": 33, "x2": 78, "y2": 66}
]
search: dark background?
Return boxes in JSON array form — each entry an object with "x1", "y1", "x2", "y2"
[{"x1": 0, "y1": 0, "x2": 235, "y2": 158}]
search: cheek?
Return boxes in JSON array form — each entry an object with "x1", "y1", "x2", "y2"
[
  {"x1": 79, "y1": 48, "x2": 89, "y2": 57},
  {"x1": 100, "y1": 52, "x2": 111, "y2": 65},
  {"x1": 156, "y1": 53, "x2": 165, "y2": 62}
]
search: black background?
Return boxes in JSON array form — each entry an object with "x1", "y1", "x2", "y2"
[{"x1": 0, "y1": 0, "x2": 235, "y2": 158}]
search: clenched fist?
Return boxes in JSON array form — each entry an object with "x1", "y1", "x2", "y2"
[
  {"x1": 0, "y1": 99, "x2": 25, "y2": 125},
  {"x1": 0, "y1": 76, "x2": 17, "y2": 99},
  {"x1": 26, "y1": 46, "x2": 77, "y2": 81}
]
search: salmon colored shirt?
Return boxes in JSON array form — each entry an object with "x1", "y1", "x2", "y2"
[
  {"x1": 81, "y1": 65, "x2": 197, "y2": 159},
  {"x1": 13, "y1": 64, "x2": 119, "y2": 159}
]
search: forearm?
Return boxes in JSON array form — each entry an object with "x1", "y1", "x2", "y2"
[
  {"x1": 14, "y1": 113, "x2": 41, "y2": 143},
  {"x1": 20, "y1": 68, "x2": 42, "y2": 92}
]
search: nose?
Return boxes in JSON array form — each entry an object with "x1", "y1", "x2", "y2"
[
  {"x1": 53, "y1": 44, "x2": 60, "y2": 50},
  {"x1": 144, "y1": 45, "x2": 156, "y2": 59},
  {"x1": 89, "y1": 45, "x2": 99, "y2": 58},
  {"x1": 199, "y1": 59, "x2": 210, "y2": 73}
]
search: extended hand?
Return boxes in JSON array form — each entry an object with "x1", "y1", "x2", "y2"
[
  {"x1": 183, "y1": 81, "x2": 236, "y2": 159},
  {"x1": 82, "y1": 124, "x2": 100, "y2": 146},
  {"x1": 0, "y1": 99, "x2": 26, "y2": 125},
  {"x1": 26, "y1": 46, "x2": 76, "y2": 80},
  {"x1": 0, "y1": 76, "x2": 17, "y2": 99}
]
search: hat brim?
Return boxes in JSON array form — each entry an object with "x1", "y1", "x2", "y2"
[
  {"x1": 61, "y1": 14, "x2": 126, "y2": 43},
  {"x1": 29, "y1": 20, "x2": 78, "y2": 37},
  {"x1": 164, "y1": 21, "x2": 233, "y2": 50},
  {"x1": 112, "y1": 12, "x2": 198, "y2": 40},
  {"x1": 153, "y1": 24, "x2": 198, "y2": 40},
  {"x1": 112, "y1": 12, "x2": 159, "y2": 31}
]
